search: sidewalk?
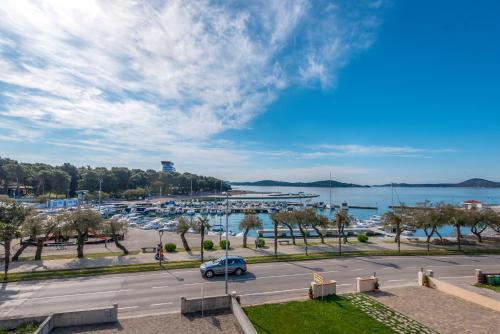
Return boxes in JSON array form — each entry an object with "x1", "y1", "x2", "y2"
[{"x1": 2, "y1": 236, "x2": 497, "y2": 274}]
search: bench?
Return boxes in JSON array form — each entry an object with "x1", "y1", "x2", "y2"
[
  {"x1": 141, "y1": 247, "x2": 157, "y2": 253},
  {"x1": 278, "y1": 240, "x2": 290, "y2": 246}
]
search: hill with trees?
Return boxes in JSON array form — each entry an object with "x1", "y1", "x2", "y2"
[
  {"x1": 231, "y1": 179, "x2": 367, "y2": 188},
  {"x1": 0, "y1": 156, "x2": 229, "y2": 199}
]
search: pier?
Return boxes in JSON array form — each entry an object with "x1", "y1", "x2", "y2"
[{"x1": 256, "y1": 227, "x2": 384, "y2": 238}]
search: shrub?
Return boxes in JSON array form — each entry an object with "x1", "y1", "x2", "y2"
[
  {"x1": 220, "y1": 239, "x2": 230, "y2": 249},
  {"x1": 357, "y1": 234, "x2": 369, "y2": 243},
  {"x1": 203, "y1": 240, "x2": 214, "y2": 250},
  {"x1": 256, "y1": 238, "x2": 266, "y2": 247},
  {"x1": 164, "y1": 243, "x2": 176, "y2": 252}
]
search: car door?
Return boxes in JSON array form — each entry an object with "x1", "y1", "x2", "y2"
[
  {"x1": 215, "y1": 259, "x2": 225, "y2": 274},
  {"x1": 228, "y1": 259, "x2": 237, "y2": 273}
]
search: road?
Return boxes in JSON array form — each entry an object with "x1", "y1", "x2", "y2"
[{"x1": 1, "y1": 254, "x2": 499, "y2": 319}]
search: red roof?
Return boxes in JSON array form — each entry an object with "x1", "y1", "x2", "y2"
[{"x1": 464, "y1": 200, "x2": 482, "y2": 204}]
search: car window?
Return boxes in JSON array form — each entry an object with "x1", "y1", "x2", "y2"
[{"x1": 228, "y1": 259, "x2": 236, "y2": 265}]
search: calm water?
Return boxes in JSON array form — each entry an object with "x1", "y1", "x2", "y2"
[{"x1": 202, "y1": 186, "x2": 500, "y2": 238}]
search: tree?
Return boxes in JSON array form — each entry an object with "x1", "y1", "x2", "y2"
[
  {"x1": 0, "y1": 200, "x2": 32, "y2": 278},
  {"x1": 280, "y1": 212, "x2": 296, "y2": 245},
  {"x1": 12, "y1": 214, "x2": 58, "y2": 261},
  {"x1": 239, "y1": 214, "x2": 263, "y2": 248},
  {"x1": 310, "y1": 214, "x2": 329, "y2": 244},
  {"x1": 410, "y1": 205, "x2": 437, "y2": 252},
  {"x1": 293, "y1": 209, "x2": 316, "y2": 256},
  {"x1": 194, "y1": 216, "x2": 210, "y2": 262},
  {"x1": 334, "y1": 210, "x2": 351, "y2": 255},
  {"x1": 176, "y1": 216, "x2": 191, "y2": 252},
  {"x1": 468, "y1": 209, "x2": 496, "y2": 243},
  {"x1": 102, "y1": 219, "x2": 129, "y2": 255},
  {"x1": 383, "y1": 211, "x2": 403, "y2": 252},
  {"x1": 270, "y1": 212, "x2": 283, "y2": 259},
  {"x1": 442, "y1": 205, "x2": 468, "y2": 251},
  {"x1": 61, "y1": 208, "x2": 103, "y2": 258}
]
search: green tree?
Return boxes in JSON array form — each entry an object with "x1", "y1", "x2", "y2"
[
  {"x1": 0, "y1": 200, "x2": 32, "y2": 278},
  {"x1": 270, "y1": 212, "x2": 283, "y2": 259},
  {"x1": 61, "y1": 208, "x2": 103, "y2": 258},
  {"x1": 102, "y1": 219, "x2": 129, "y2": 255},
  {"x1": 176, "y1": 216, "x2": 191, "y2": 252},
  {"x1": 239, "y1": 214, "x2": 263, "y2": 248},
  {"x1": 334, "y1": 210, "x2": 351, "y2": 255},
  {"x1": 442, "y1": 205, "x2": 468, "y2": 251},
  {"x1": 12, "y1": 214, "x2": 58, "y2": 261},
  {"x1": 311, "y1": 214, "x2": 329, "y2": 244},
  {"x1": 383, "y1": 211, "x2": 403, "y2": 252}
]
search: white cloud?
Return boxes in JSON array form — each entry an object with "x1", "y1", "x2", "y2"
[{"x1": 0, "y1": 0, "x2": 383, "y2": 176}]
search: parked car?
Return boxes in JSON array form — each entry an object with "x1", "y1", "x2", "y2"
[{"x1": 200, "y1": 256, "x2": 247, "y2": 278}]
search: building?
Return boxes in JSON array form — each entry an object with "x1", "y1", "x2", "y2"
[
  {"x1": 161, "y1": 161, "x2": 176, "y2": 173},
  {"x1": 463, "y1": 200, "x2": 483, "y2": 210}
]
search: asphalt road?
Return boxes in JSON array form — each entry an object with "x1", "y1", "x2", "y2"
[{"x1": 1, "y1": 254, "x2": 499, "y2": 319}]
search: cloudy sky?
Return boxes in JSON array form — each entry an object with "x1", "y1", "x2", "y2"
[{"x1": 1, "y1": 0, "x2": 499, "y2": 184}]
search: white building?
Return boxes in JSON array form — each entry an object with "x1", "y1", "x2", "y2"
[{"x1": 463, "y1": 200, "x2": 483, "y2": 210}]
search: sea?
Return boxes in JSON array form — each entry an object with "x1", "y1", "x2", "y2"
[{"x1": 202, "y1": 186, "x2": 500, "y2": 238}]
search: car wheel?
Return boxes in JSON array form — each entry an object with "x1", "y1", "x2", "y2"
[
  {"x1": 205, "y1": 270, "x2": 214, "y2": 278},
  {"x1": 234, "y1": 268, "x2": 243, "y2": 276}
]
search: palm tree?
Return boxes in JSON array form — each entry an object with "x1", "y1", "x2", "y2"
[
  {"x1": 195, "y1": 216, "x2": 210, "y2": 262},
  {"x1": 0, "y1": 200, "x2": 32, "y2": 278},
  {"x1": 239, "y1": 214, "x2": 263, "y2": 248},
  {"x1": 334, "y1": 210, "x2": 350, "y2": 255},
  {"x1": 176, "y1": 216, "x2": 191, "y2": 252},
  {"x1": 270, "y1": 212, "x2": 282, "y2": 259},
  {"x1": 382, "y1": 211, "x2": 403, "y2": 252}
]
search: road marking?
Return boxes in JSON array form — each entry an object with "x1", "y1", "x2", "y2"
[
  {"x1": 351, "y1": 268, "x2": 364, "y2": 271},
  {"x1": 337, "y1": 283, "x2": 352, "y2": 287},
  {"x1": 406, "y1": 266, "x2": 417, "y2": 269},
  {"x1": 0, "y1": 289, "x2": 132, "y2": 302},
  {"x1": 118, "y1": 306, "x2": 139, "y2": 310},
  {"x1": 240, "y1": 288, "x2": 308, "y2": 297},
  {"x1": 151, "y1": 286, "x2": 169, "y2": 289},
  {"x1": 150, "y1": 302, "x2": 173, "y2": 307},
  {"x1": 387, "y1": 279, "x2": 405, "y2": 282},
  {"x1": 428, "y1": 264, "x2": 474, "y2": 268}
]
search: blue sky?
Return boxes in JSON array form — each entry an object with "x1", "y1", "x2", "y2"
[{"x1": 0, "y1": 0, "x2": 499, "y2": 184}]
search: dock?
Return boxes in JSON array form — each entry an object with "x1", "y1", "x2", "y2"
[{"x1": 256, "y1": 227, "x2": 384, "y2": 238}]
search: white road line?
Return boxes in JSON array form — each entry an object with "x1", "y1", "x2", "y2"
[
  {"x1": 118, "y1": 306, "x2": 139, "y2": 310},
  {"x1": 0, "y1": 289, "x2": 132, "y2": 302},
  {"x1": 150, "y1": 302, "x2": 173, "y2": 307},
  {"x1": 240, "y1": 288, "x2": 308, "y2": 297},
  {"x1": 151, "y1": 286, "x2": 169, "y2": 289},
  {"x1": 387, "y1": 279, "x2": 405, "y2": 282},
  {"x1": 427, "y1": 265, "x2": 474, "y2": 268},
  {"x1": 337, "y1": 283, "x2": 352, "y2": 287},
  {"x1": 351, "y1": 268, "x2": 364, "y2": 271}
]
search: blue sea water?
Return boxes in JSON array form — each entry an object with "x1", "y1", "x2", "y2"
[{"x1": 201, "y1": 186, "x2": 500, "y2": 238}]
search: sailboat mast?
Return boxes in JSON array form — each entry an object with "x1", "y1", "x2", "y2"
[{"x1": 329, "y1": 172, "x2": 332, "y2": 206}]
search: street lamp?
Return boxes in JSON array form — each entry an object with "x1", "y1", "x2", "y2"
[
  {"x1": 158, "y1": 230, "x2": 164, "y2": 267},
  {"x1": 98, "y1": 177, "x2": 103, "y2": 211}
]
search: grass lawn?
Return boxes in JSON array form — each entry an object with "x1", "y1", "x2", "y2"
[
  {"x1": 18, "y1": 250, "x2": 140, "y2": 261},
  {"x1": 244, "y1": 295, "x2": 395, "y2": 334},
  {"x1": 475, "y1": 283, "x2": 500, "y2": 293}
]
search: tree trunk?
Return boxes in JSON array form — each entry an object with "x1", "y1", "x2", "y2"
[
  {"x1": 283, "y1": 223, "x2": 295, "y2": 245},
  {"x1": 113, "y1": 236, "x2": 128, "y2": 255},
  {"x1": 243, "y1": 228, "x2": 249, "y2": 248},
  {"x1": 298, "y1": 225, "x2": 308, "y2": 256},
  {"x1": 273, "y1": 223, "x2": 278, "y2": 259},
  {"x1": 456, "y1": 225, "x2": 462, "y2": 251},
  {"x1": 396, "y1": 223, "x2": 401, "y2": 253},
  {"x1": 435, "y1": 229, "x2": 444, "y2": 241},
  {"x1": 77, "y1": 233, "x2": 85, "y2": 258},
  {"x1": 180, "y1": 233, "x2": 191, "y2": 252},
  {"x1": 200, "y1": 226, "x2": 204, "y2": 263},
  {"x1": 4, "y1": 240, "x2": 11, "y2": 279},
  {"x1": 12, "y1": 241, "x2": 30, "y2": 261},
  {"x1": 312, "y1": 226, "x2": 325, "y2": 244},
  {"x1": 338, "y1": 226, "x2": 342, "y2": 256},
  {"x1": 35, "y1": 238, "x2": 44, "y2": 260}
]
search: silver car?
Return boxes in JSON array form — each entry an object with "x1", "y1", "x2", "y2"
[{"x1": 200, "y1": 256, "x2": 247, "y2": 278}]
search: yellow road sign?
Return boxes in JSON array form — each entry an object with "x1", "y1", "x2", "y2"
[{"x1": 314, "y1": 273, "x2": 324, "y2": 284}]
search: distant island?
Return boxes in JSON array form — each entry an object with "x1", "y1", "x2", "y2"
[
  {"x1": 230, "y1": 179, "x2": 368, "y2": 188},
  {"x1": 374, "y1": 178, "x2": 500, "y2": 188},
  {"x1": 231, "y1": 178, "x2": 500, "y2": 188}
]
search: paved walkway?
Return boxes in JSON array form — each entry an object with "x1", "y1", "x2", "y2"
[{"x1": 367, "y1": 286, "x2": 500, "y2": 334}]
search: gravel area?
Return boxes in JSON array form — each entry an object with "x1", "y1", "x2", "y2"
[
  {"x1": 51, "y1": 310, "x2": 243, "y2": 334},
  {"x1": 367, "y1": 286, "x2": 500, "y2": 334}
]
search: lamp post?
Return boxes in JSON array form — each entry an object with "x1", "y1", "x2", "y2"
[
  {"x1": 98, "y1": 177, "x2": 103, "y2": 211},
  {"x1": 224, "y1": 191, "x2": 229, "y2": 295},
  {"x1": 158, "y1": 230, "x2": 164, "y2": 267}
]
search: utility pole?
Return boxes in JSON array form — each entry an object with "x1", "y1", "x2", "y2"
[
  {"x1": 224, "y1": 191, "x2": 229, "y2": 295},
  {"x1": 98, "y1": 177, "x2": 103, "y2": 211}
]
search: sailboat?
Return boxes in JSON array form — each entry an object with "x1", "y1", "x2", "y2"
[{"x1": 325, "y1": 172, "x2": 333, "y2": 210}]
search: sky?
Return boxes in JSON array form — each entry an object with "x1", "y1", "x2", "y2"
[{"x1": 0, "y1": 0, "x2": 499, "y2": 185}]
